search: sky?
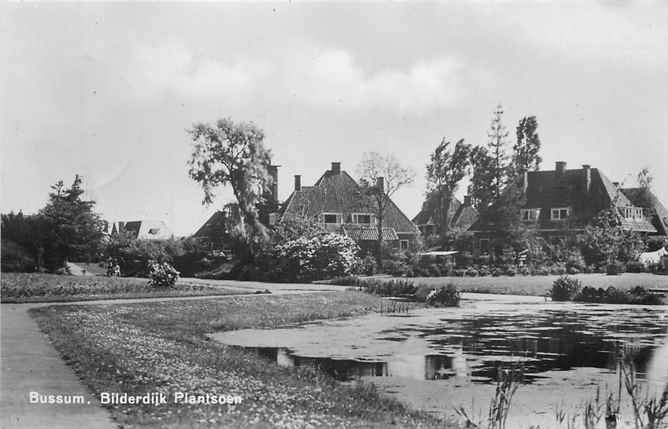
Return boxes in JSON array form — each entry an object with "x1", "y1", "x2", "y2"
[{"x1": 1, "y1": 2, "x2": 667, "y2": 236}]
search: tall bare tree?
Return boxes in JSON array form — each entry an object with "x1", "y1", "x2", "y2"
[{"x1": 357, "y1": 152, "x2": 415, "y2": 261}]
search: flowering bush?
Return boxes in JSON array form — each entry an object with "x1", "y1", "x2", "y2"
[
  {"x1": 275, "y1": 233, "x2": 361, "y2": 281},
  {"x1": 148, "y1": 262, "x2": 179, "y2": 288}
]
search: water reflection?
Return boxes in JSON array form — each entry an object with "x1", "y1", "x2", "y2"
[{"x1": 219, "y1": 302, "x2": 668, "y2": 386}]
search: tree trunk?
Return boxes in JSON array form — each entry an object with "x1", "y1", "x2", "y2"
[{"x1": 377, "y1": 209, "x2": 383, "y2": 266}]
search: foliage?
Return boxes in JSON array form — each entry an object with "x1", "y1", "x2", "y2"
[
  {"x1": 487, "y1": 104, "x2": 510, "y2": 201},
  {"x1": 105, "y1": 235, "x2": 210, "y2": 277},
  {"x1": 468, "y1": 145, "x2": 497, "y2": 211},
  {"x1": 271, "y1": 215, "x2": 325, "y2": 242},
  {"x1": 573, "y1": 286, "x2": 663, "y2": 305},
  {"x1": 0, "y1": 273, "x2": 232, "y2": 303},
  {"x1": 425, "y1": 138, "x2": 472, "y2": 236},
  {"x1": 188, "y1": 118, "x2": 273, "y2": 261},
  {"x1": 550, "y1": 276, "x2": 582, "y2": 301},
  {"x1": 424, "y1": 284, "x2": 460, "y2": 306},
  {"x1": 356, "y1": 152, "x2": 415, "y2": 262},
  {"x1": 579, "y1": 207, "x2": 645, "y2": 266},
  {"x1": 39, "y1": 175, "x2": 106, "y2": 266},
  {"x1": 511, "y1": 115, "x2": 542, "y2": 175},
  {"x1": 147, "y1": 262, "x2": 180, "y2": 288},
  {"x1": 274, "y1": 233, "x2": 361, "y2": 281}
]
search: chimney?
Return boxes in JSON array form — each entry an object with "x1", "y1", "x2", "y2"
[
  {"x1": 582, "y1": 164, "x2": 591, "y2": 192},
  {"x1": 555, "y1": 161, "x2": 567, "y2": 177},
  {"x1": 463, "y1": 195, "x2": 472, "y2": 206},
  {"x1": 331, "y1": 162, "x2": 341, "y2": 175},
  {"x1": 376, "y1": 176, "x2": 385, "y2": 194},
  {"x1": 612, "y1": 181, "x2": 620, "y2": 188},
  {"x1": 294, "y1": 175, "x2": 301, "y2": 191}
]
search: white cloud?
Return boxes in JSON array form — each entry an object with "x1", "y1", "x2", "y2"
[
  {"x1": 132, "y1": 41, "x2": 267, "y2": 98},
  {"x1": 292, "y1": 49, "x2": 465, "y2": 113}
]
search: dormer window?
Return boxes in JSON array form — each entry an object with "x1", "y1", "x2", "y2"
[
  {"x1": 551, "y1": 207, "x2": 571, "y2": 221},
  {"x1": 351, "y1": 213, "x2": 373, "y2": 224},
  {"x1": 621, "y1": 206, "x2": 644, "y2": 220},
  {"x1": 520, "y1": 208, "x2": 540, "y2": 222}
]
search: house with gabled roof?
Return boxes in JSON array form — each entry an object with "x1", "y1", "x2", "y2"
[
  {"x1": 111, "y1": 220, "x2": 173, "y2": 240},
  {"x1": 469, "y1": 161, "x2": 661, "y2": 253},
  {"x1": 413, "y1": 193, "x2": 479, "y2": 237},
  {"x1": 280, "y1": 162, "x2": 419, "y2": 251}
]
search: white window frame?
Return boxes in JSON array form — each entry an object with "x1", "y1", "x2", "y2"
[
  {"x1": 520, "y1": 208, "x2": 541, "y2": 222},
  {"x1": 351, "y1": 212, "x2": 374, "y2": 224},
  {"x1": 622, "y1": 206, "x2": 643, "y2": 220},
  {"x1": 321, "y1": 212, "x2": 342, "y2": 224},
  {"x1": 399, "y1": 239, "x2": 409, "y2": 250},
  {"x1": 550, "y1": 207, "x2": 571, "y2": 221}
]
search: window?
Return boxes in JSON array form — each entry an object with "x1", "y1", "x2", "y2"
[
  {"x1": 550, "y1": 207, "x2": 571, "y2": 221},
  {"x1": 520, "y1": 208, "x2": 541, "y2": 222},
  {"x1": 352, "y1": 213, "x2": 372, "y2": 224},
  {"x1": 400, "y1": 240, "x2": 409, "y2": 250},
  {"x1": 479, "y1": 238, "x2": 490, "y2": 253},
  {"x1": 621, "y1": 206, "x2": 643, "y2": 220},
  {"x1": 322, "y1": 213, "x2": 339, "y2": 224}
]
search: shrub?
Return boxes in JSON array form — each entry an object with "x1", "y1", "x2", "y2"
[
  {"x1": 275, "y1": 233, "x2": 361, "y2": 281},
  {"x1": 625, "y1": 260, "x2": 645, "y2": 273},
  {"x1": 427, "y1": 264, "x2": 442, "y2": 277},
  {"x1": 573, "y1": 285, "x2": 663, "y2": 305},
  {"x1": 425, "y1": 284, "x2": 460, "y2": 307},
  {"x1": 518, "y1": 265, "x2": 530, "y2": 276},
  {"x1": 504, "y1": 265, "x2": 517, "y2": 276},
  {"x1": 567, "y1": 266, "x2": 581, "y2": 275},
  {"x1": 550, "y1": 276, "x2": 581, "y2": 301},
  {"x1": 478, "y1": 266, "x2": 491, "y2": 277},
  {"x1": 465, "y1": 267, "x2": 479, "y2": 277},
  {"x1": 360, "y1": 255, "x2": 377, "y2": 276},
  {"x1": 532, "y1": 266, "x2": 550, "y2": 276},
  {"x1": 550, "y1": 264, "x2": 567, "y2": 276},
  {"x1": 491, "y1": 267, "x2": 503, "y2": 277},
  {"x1": 453, "y1": 268, "x2": 467, "y2": 277},
  {"x1": 148, "y1": 262, "x2": 179, "y2": 288}
]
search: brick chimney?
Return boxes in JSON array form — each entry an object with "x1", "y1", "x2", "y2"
[
  {"x1": 294, "y1": 175, "x2": 301, "y2": 191},
  {"x1": 555, "y1": 161, "x2": 567, "y2": 177},
  {"x1": 331, "y1": 162, "x2": 341, "y2": 175},
  {"x1": 582, "y1": 164, "x2": 591, "y2": 192},
  {"x1": 463, "y1": 195, "x2": 472, "y2": 206},
  {"x1": 376, "y1": 176, "x2": 385, "y2": 194}
]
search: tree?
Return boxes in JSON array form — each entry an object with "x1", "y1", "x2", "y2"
[
  {"x1": 487, "y1": 104, "x2": 510, "y2": 200},
  {"x1": 187, "y1": 118, "x2": 273, "y2": 261},
  {"x1": 425, "y1": 138, "x2": 472, "y2": 237},
  {"x1": 511, "y1": 115, "x2": 542, "y2": 176},
  {"x1": 579, "y1": 207, "x2": 645, "y2": 267},
  {"x1": 39, "y1": 175, "x2": 106, "y2": 267},
  {"x1": 468, "y1": 145, "x2": 496, "y2": 211},
  {"x1": 356, "y1": 152, "x2": 415, "y2": 262}
]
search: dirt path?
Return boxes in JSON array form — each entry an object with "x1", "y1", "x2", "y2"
[{"x1": 0, "y1": 280, "x2": 349, "y2": 428}]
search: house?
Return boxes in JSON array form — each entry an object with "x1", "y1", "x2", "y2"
[
  {"x1": 413, "y1": 194, "x2": 479, "y2": 237},
  {"x1": 192, "y1": 164, "x2": 281, "y2": 251},
  {"x1": 111, "y1": 220, "x2": 173, "y2": 240},
  {"x1": 280, "y1": 162, "x2": 419, "y2": 251},
  {"x1": 620, "y1": 187, "x2": 668, "y2": 238},
  {"x1": 469, "y1": 161, "x2": 659, "y2": 252}
]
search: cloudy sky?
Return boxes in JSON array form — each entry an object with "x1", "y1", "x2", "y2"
[{"x1": 2, "y1": 2, "x2": 667, "y2": 236}]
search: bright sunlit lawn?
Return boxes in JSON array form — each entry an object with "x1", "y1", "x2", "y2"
[
  {"x1": 0, "y1": 273, "x2": 246, "y2": 303},
  {"x1": 30, "y1": 292, "x2": 447, "y2": 429}
]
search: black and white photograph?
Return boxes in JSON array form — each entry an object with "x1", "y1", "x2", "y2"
[{"x1": 1, "y1": 2, "x2": 668, "y2": 428}]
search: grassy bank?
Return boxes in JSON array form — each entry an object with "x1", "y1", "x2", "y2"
[
  {"x1": 362, "y1": 273, "x2": 667, "y2": 296},
  {"x1": 1, "y1": 273, "x2": 247, "y2": 303},
  {"x1": 30, "y1": 292, "x2": 446, "y2": 428}
]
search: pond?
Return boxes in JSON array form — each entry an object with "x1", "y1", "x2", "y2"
[{"x1": 211, "y1": 293, "x2": 668, "y2": 428}]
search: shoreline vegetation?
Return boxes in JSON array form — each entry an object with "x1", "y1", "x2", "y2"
[
  {"x1": 29, "y1": 292, "x2": 449, "y2": 428},
  {"x1": 0, "y1": 273, "x2": 247, "y2": 303}
]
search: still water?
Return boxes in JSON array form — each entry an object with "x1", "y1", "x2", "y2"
[{"x1": 212, "y1": 294, "x2": 668, "y2": 428}]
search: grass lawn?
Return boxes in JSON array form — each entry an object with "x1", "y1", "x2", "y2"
[
  {"x1": 364, "y1": 273, "x2": 668, "y2": 296},
  {"x1": 30, "y1": 292, "x2": 446, "y2": 428},
  {"x1": 0, "y1": 273, "x2": 247, "y2": 303}
]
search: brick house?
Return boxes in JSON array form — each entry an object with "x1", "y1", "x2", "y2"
[
  {"x1": 469, "y1": 161, "x2": 660, "y2": 253},
  {"x1": 280, "y1": 162, "x2": 419, "y2": 251}
]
